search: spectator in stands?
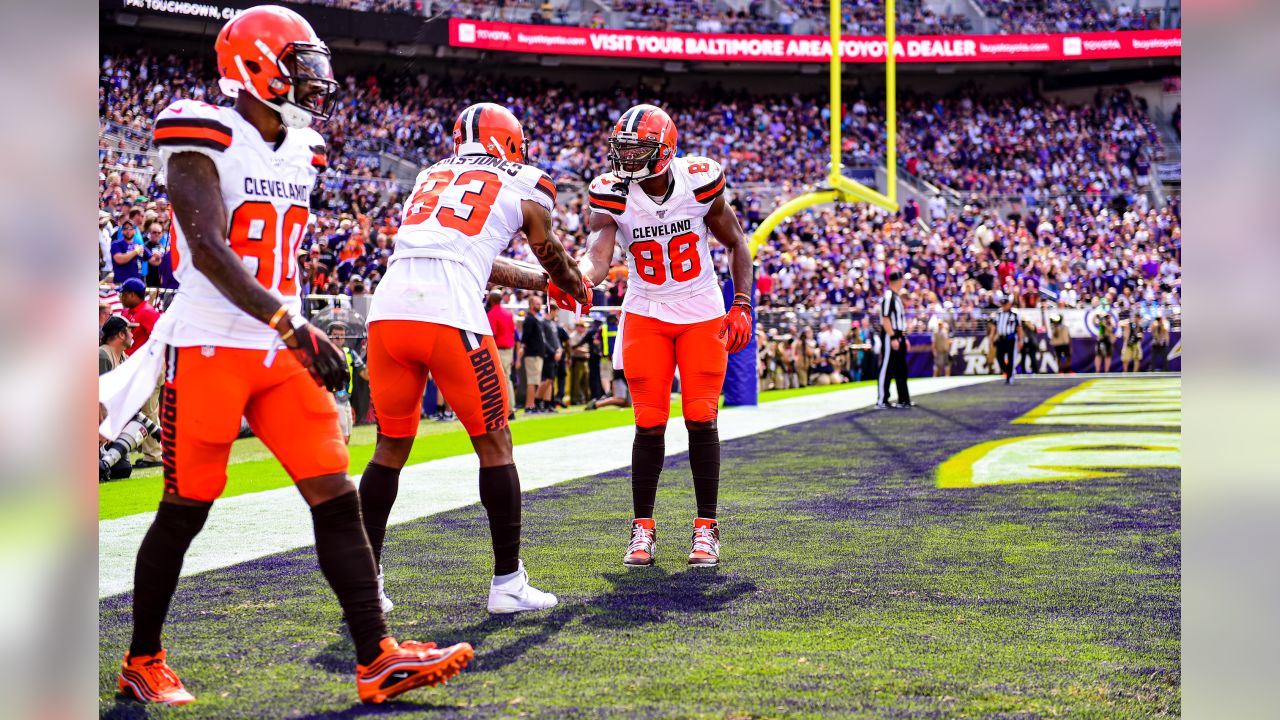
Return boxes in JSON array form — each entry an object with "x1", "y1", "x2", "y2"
[
  {"x1": 144, "y1": 220, "x2": 178, "y2": 289},
  {"x1": 110, "y1": 218, "x2": 148, "y2": 284},
  {"x1": 99, "y1": 211, "x2": 115, "y2": 280},
  {"x1": 98, "y1": 299, "x2": 112, "y2": 335}
]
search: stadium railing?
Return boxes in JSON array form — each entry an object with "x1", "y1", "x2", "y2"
[{"x1": 121, "y1": 287, "x2": 1180, "y2": 341}]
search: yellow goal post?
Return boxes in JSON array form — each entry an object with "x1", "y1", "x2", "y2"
[{"x1": 747, "y1": 0, "x2": 898, "y2": 259}]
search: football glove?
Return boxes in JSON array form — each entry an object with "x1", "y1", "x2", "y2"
[
  {"x1": 719, "y1": 304, "x2": 753, "y2": 354},
  {"x1": 548, "y1": 275, "x2": 594, "y2": 315},
  {"x1": 283, "y1": 317, "x2": 349, "y2": 393}
]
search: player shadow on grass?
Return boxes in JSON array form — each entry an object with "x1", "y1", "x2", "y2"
[
  {"x1": 292, "y1": 699, "x2": 466, "y2": 719},
  {"x1": 456, "y1": 566, "x2": 757, "y2": 675},
  {"x1": 296, "y1": 568, "x2": 755, "y2": 712},
  {"x1": 102, "y1": 696, "x2": 458, "y2": 720}
]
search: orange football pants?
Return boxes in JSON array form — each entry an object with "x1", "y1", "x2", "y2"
[
  {"x1": 160, "y1": 345, "x2": 348, "y2": 503},
  {"x1": 621, "y1": 313, "x2": 728, "y2": 428},
  {"x1": 367, "y1": 320, "x2": 510, "y2": 438}
]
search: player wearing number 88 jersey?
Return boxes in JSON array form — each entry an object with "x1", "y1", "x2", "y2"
[{"x1": 568, "y1": 103, "x2": 755, "y2": 568}]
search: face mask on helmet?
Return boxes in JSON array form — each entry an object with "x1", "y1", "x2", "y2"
[
  {"x1": 234, "y1": 41, "x2": 338, "y2": 129},
  {"x1": 272, "y1": 43, "x2": 337, "y2": 128},
  {"x1": 608, "y1": 136, "x2": 664, "y2": 180}
]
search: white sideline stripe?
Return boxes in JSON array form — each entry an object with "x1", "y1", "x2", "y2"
[{"x1": 99, "y1": 376, "x2": 992, "y2": 598}]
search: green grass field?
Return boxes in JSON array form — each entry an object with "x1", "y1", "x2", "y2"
[
  {"x1": 99, "y1": 378, "x2": 1180, "y2": 718},
  {"x1": 100, "y1": 382, "x2": 871, "y2": 520}
]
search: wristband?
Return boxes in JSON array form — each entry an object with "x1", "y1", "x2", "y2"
[
  {"x1": 278, "y1": 327, "x2": 296, "y2": 343},
  {"x1": 268, "y1": 306, "x2": 289, "y2": 330}
]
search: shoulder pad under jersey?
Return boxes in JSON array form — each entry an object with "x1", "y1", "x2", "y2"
[
  {"x1": 680, "y1": 156, "x2": 726, "y2": 205},
  {"x1": 294, "y1": 126, "x2": 328, "y2": 171},
  {"x1": 588, "y1": 173, "x2": 627, "y2": 216},
  {"x1": 516, "y1": 164, "x2": 558, "y2": 208},
  {"x1": 153, "y1": 100, "x2": 234, "y2": 155}
]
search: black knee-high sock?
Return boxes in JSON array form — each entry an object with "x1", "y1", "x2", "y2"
[
  {"x1": 130, "y1": 502, "x2": 210, "y2": 657},
  {"x1": 631, "y1": 432, "x2": 666, "y2": 519},
  {"x1": 479, "y1": 464, "x2": 522, "y2": 576},
  {"x1": 358, "y1": 462, "x2": 400, "y2": 564},
  {"x1": 310, "y1": 491, "x2": 388, "y2": 666},
  {"x1": 687, "y1": 427, "x2": 721, "y2": 519}
]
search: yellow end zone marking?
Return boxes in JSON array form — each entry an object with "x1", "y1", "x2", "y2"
[
  {"x1": 937, "y1": 432, "x2": 1182, "y2": 488},
  {"x1": 1014, "y1": 378, "x2": 1181, "y2": 427}
]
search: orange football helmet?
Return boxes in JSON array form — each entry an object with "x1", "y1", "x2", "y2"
[
  {"x1": 453, "y1": 103, "x2": 528, "y2": 163},
  {"x1": 608, "y1": 104, "x2": 677, "y2": 180},
  {"x1": 215, "y1": 6, "x2": 338, "y2": 129}
]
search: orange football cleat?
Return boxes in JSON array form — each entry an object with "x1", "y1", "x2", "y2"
[
  {"x1": 117, "y1": 649, "x2": 196, "y2": 705},
  {"x1": 624, "y1": 518, "x2": 657, "y2": 567},
  {"x1": 356, "y1": 637, "x2": 474, "y2": 704}
]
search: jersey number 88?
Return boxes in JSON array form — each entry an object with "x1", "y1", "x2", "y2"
[{"x1": 632, "y1": 231, "x2": 701, "y2": 285}]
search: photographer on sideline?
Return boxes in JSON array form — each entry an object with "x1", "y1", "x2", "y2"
[
  {"x1": 99, "y1": 315, "x2": 147, "y2": 480},
  {"x1": 1050, "y1": 314, "x2": 1072, "y2": 373}
]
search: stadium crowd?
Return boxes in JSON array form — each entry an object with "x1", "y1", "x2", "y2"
[
  {"x1": 745, "y1": 193, "x2": 1181, "y2": 319},
  {"x1": 974, "y1": 0, "x2": 1162, "y2": 34},
  {"x1": 100, "y1": 50, "x2": 1181, "y2": 412},
  {"x1": 293, "y1": 0, "x2": 418, "y2": 13},
  {"x1": 102, "y1": 53, "x2": 1164, "y2": 206},
  {"x1": 329, "y1": 0, "x2": 1172, "y2": 34}
]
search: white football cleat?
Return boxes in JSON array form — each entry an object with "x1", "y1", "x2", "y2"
[
  {"x1": 377, "y1": 565, "x2": 394, "y2": 615},
  {"x1": 487, "y1": 560, "x2": 558, "y2": 614}
]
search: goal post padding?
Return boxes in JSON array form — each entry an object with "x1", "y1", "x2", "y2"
[{"x1": 721, "y1": 273, "x2": 758, "y2": 407}]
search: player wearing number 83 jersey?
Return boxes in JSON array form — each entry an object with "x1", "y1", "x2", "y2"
[
  {"x1": 564, "y1": 103, "x2": 755, "y2": 569},
  {"x1": 359, "y1": 102, "x2": 587, "y2": 617}
]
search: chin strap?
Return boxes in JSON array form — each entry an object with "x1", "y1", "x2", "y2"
[{"x1": 227, "y1": 56, "x2": 314, "y2": 129}]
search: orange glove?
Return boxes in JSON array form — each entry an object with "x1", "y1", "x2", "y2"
[
  {"x1": 719, "y1": 303, "x2": 753, "y2": 354},
  {"x1": 548, "y1": 275, "x2": 594, "y2": 314}
]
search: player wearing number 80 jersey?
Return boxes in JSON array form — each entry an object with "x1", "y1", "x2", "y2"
[
  {"x1": 558, "y1": 104, "x2": 754, "y2": 569},
  {"x1": 157, "y1": 99, "x2": 320, "y2": 347},
  {"x1": 107, "y1": 6, "x2": 472, "y2": 707}
]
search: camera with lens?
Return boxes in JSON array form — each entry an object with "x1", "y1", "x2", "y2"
[{"x1": 100, "y1": 413, "x2": 161, "y2": 482}]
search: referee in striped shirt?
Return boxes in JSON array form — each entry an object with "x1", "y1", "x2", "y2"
[
  {"x1": 877, "y1": 269, "x2": 912, "y2": 409},
  {"x1": 992, "y1": 294, "x2": 1021, "y2": 384}
]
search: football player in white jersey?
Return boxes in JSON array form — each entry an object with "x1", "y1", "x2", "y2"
[
  {"x1": 549, "y1": 104, "x2": 753, "y2": 568},
  {"x1": 111, "y1": 6, "x2": 471, "y2": 706},
  {"x1": 357, "y1": 103, "x2": 589, "y2": 615}
]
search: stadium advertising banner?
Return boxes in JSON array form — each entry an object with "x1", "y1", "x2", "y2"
[
  {"x1": 905, "y1": 332, "x2": 1181, "y2": 376},
  {"x1": 450, "y1": 19, "x2": 1181, "y2": 64}
]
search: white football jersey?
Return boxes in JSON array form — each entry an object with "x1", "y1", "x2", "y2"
[
  {"x1": 369, "y1": 154, "x2": 557, "y2": 336},
  {"x1": 152, "y1": 99, "x2": 324, "y2": 349},
  {"x1": 588, "y1": 156, "x2": 727, "y2": 324}
]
